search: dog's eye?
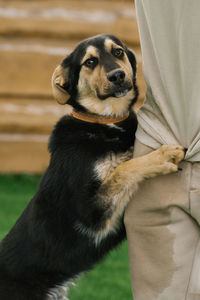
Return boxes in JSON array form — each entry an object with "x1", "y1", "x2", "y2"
[
  {"x1": 113, "y1": 48, "x2": 124, "y2": 58},
  {"x1": 84, "y1": 58, "x2": 98, "y2": 69}
]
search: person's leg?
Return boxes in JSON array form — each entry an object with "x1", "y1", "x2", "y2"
[
  {"x1": 187, "y1": 162, "x2": 200, "y2": 299},
  {"x1": 124, "y1": 140, "x2": 200, "y2": 300}
]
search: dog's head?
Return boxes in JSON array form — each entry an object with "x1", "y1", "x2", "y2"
[{"x1": 52, "y1": 34, "x2": 138, "y2": 117}]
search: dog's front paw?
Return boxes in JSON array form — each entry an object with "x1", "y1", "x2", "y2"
[
  {"x1": 153, "y1": 145, "x2": 184, "y2": 174},
  {"x1": 144, "y1": 145, "x2": 184, "y2": 177},
  {"x1": 159, "y1": 144, "x2": 184, "y2": 164}
]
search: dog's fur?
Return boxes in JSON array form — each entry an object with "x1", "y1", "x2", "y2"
[{"x1": 0, "y1": 34, "x2": 184, "y2": 300}]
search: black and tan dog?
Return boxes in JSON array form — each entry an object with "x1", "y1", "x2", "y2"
[{"x1": 0, "y1": 34, "x2": 184, "y2": 300}]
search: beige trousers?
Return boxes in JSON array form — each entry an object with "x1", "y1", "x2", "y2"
[{"x1": 124, "y1": 140, "x2": 200, "y2": 300}]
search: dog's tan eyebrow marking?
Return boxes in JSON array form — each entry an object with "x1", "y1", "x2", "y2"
[
  {"x1": 81, "y1": 46, "x2": 99, "y2": 64},
  {"x1": 104, "y1": 38, "x2": 123, "y2": 53}
]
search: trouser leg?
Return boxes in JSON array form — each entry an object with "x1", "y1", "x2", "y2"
[{"x1": 124, "y1": 140, "x2": 200, "y2": 300}]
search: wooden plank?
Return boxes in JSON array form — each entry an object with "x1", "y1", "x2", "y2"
[{"x1": 0, "y1": 140, "x2": 49, "y2": 173}]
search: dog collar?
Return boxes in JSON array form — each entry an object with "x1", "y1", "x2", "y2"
[{"x1": 71, "y1": 111, "x2": 129, "y2": 124}]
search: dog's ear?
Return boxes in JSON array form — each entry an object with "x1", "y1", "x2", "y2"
[
  {"x1": 51, "y1": 64, "x2": 71, "y2": 105},
  {"x1": 125, "y1": 48, "x2": 137, "y2": 77}
]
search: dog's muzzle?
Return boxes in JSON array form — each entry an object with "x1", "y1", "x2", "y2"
[
  {"x1": 96, "y1": 69, "x2": 133, "y2": 100},
  {"x1": 107, "y1": 70, "x2": 132, "y2": 98},
  {"x1": 107, "y1": 70, "x2": 125, "y2": 85}
]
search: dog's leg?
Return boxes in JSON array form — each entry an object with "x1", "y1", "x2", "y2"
[
  {"x1": 101, "y1": 145, "x2": 184, "y2": 195},
  {"x1": 96, "y1": 145, "x2": 184, "y2": 237}
]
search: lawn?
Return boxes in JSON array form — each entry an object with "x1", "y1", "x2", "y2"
[{"x1": 0, "y1": 174, "x2": 133, "y2": 300}]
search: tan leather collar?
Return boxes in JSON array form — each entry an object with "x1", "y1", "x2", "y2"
[{"x1": 71, "y1": 110, "x2": 129, "y2": 124}]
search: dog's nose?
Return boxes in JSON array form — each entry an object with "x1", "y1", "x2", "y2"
[{"x1": 108, "y1": 70, "x2": 125, "y2": 84}]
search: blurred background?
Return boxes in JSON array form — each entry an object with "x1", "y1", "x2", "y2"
[{"x1": 0, "y1": 0, "x2": 145, "y2": 174}]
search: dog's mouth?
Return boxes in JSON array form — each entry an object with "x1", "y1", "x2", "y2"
[
  {"x1": 97, "y1": 84, "x2": 132, "y2": 100},
  {"x1": 114, "y1": 89, "x2": 129, "y2": 98}
]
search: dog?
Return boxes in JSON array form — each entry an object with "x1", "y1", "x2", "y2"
[{"x1": 0, "y1": 34, "x2": 184, "y2": 300}]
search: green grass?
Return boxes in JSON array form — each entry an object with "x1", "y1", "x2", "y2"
[
  {"x1": 0, "y1": 174, "x2": 132, "y2": 300},
  {"x1": 0, "y1": 174, "x2": 41, "y2": 240}
]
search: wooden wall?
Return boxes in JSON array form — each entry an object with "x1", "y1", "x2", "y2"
[{"x1": 0, "y1": 0, "x2": 145, "y2": 173}]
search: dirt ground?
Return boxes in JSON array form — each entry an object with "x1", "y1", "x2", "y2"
[{"x1": 0, "y1": 0, "x2": 145, "y2": 173}]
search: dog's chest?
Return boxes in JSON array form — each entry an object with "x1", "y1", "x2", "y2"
[{"x1": 94, "y1": 148, "x2": 133, "y2": 181}]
